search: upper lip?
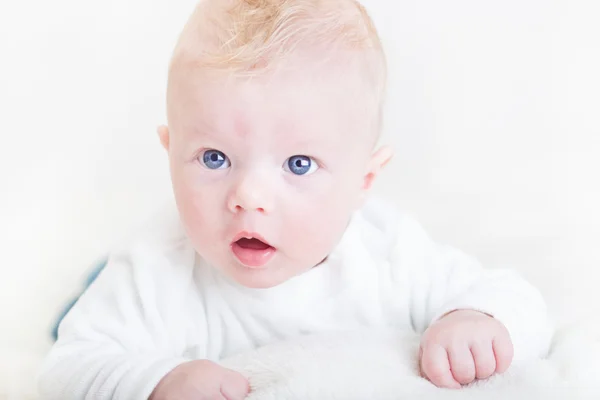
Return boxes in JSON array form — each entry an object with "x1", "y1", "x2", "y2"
[{"x1": 231, "y1": 231, "x2": 273, "y2": 247}]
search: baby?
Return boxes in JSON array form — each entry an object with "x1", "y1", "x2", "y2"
[{"x1": 39, "y1": 0, "x2": 552, "y2": 399}]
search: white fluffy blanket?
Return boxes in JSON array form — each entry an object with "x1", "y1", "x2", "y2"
[
  {"x1": 3, "y1": 323, "x2": 599, "y2": 399},
  {"x1": 221, "y1": 323, "x2": 600, "y2": 400}
]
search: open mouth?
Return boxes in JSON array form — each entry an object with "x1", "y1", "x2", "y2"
[
  {"x1": 231, "y1": 234, "x2": 276, "y2": 268},
  {"x1": 235, "y1": 237, "x2": 272, "y2": 251}
]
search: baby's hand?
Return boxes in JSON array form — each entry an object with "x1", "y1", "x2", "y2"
[
  {"x1": 150, "y1": 359, "x2": 249, "y2": 400},
  {"x1": 418, "y1": 309, "x2": 513, "y2": 389}
]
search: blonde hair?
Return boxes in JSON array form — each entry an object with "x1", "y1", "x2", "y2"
[{"x1": 168, "y1": 0, "x2": 386, "y2": 134}]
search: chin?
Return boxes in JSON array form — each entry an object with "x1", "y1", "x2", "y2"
[
  {"x1": 237, "y1": 280, "x2": 281, "y2": 289},
  {"x1": 228, "y1": 266, "x2": 294, "y2": 289}
]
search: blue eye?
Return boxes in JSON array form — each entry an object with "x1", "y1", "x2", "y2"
[
  {"x1": 284, "y1": 155, "x2": 319, "y2": 176},
  {"x1": 201, "y1": 149, "x2": 230, "y2": 170}
]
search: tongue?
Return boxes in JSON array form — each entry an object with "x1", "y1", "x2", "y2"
[{"x1": 236, "y1": 238, "x2": 271, "y2": 250}]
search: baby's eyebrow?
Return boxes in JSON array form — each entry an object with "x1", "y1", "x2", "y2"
[
  {"x1": 281, "y1": 136, "x2": 338, "y2": 155},
  {"x1": 187, "y1": 119, "x2": 223, "y2": 138}
]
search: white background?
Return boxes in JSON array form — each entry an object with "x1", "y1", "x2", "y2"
[{"x1": 0, "y1": 0, "x2": 599, "y2": 387}]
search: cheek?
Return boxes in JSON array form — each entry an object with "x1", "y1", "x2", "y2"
[
  {"x1": 280, "y1": 174, "x2": 361, "y2": 252},
  {"x1": 282, "y1": 202, "x2": 349, "y2": 264},
  {"x1": 302, "y1": 169, "x2": 364, "y2": 211},
  {"x1": 171, "y1": 168, "x2": 226, "y2": 237}
]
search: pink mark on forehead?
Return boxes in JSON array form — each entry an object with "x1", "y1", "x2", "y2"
[
  {"x1": 231, "y1": 112, "x2": 252, "y2": 139},
  {"x1": 222, "y1": 86, "x2": 274, "y2": 141}
]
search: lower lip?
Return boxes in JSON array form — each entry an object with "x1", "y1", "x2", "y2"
[{"x1": 231, "y1": 242, "x2": 276, "y2": 268}]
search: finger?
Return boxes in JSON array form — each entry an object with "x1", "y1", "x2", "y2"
[
  {"x1": 421, "y1": 345, "x2": 461, "y2": 389},
  {"x1": 470, "y1": 341, "x2": 496, "y2": 380},
  {"x1": 493, "y1": 334, "x2": 514, "y2": 374},
  {"x1": 448, "y1": 344, "x2": 476, "y2": 385},
  {"x1": 418, "y1": 346, "x2": 425, "y2": 377},
  {"x1": 156, "y1": 125, "x2": 169, "y2": 135},
  {"x1": 221, "y1": 370, "x2": 250, "y2": 400}
]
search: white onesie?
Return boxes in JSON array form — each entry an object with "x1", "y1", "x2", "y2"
[{"x1": 38, "y1": 197, "x2": 552, "y2": 400}]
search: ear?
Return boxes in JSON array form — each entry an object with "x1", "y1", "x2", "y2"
[
  {"x1": 362, "y1": 145, "x2": 394, "y2": 192},
  {"x1": 157, "y1": 125, "x2": 170, "y2": 150}
]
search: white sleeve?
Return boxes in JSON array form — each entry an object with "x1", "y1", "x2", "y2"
[
  {"x1": 37, "y1": 244, "x2": 197, "y2": 400},
  {"x1": 390, "y1": 215, "x2": 553, "y2": 363}
]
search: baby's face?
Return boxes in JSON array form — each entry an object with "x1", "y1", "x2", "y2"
[{"x1": 165, "y1": 69, "x2": 384, "y2": 288}]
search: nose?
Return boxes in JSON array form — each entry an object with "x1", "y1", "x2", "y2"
[{"x1": 227, "y1": 170, "x2": 274, "y2": 214}]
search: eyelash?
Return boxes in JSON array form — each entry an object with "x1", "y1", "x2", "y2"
[
  {"x1": 193, "y1": 149, "x2": 324, "y2": 173},
  {"x1": 199, "y1": 149, "x2": 230, "y2": 170},
  {"x1": 283, "y1": 155, "x2": 320, "y2": 176}
]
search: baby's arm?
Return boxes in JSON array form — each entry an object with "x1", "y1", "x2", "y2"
[
  {"x1": 37, "y1": 245, "x2": 248, "y2": 400},
  {"x1": 390, "y1": 215, "x2": 552, "y2": 387}
]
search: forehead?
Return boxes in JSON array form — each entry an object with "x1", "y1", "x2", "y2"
[{"x1": 168, "y1": 67, "x2": 374, "y2": 147}]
